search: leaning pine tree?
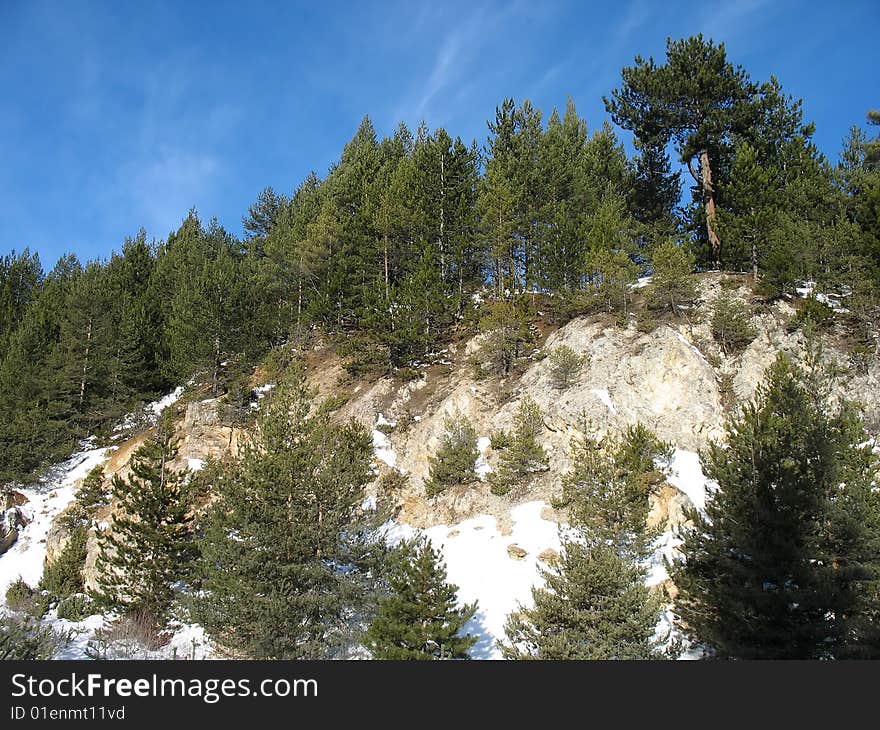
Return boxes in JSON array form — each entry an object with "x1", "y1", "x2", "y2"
[
  {"x1": 501, "y1": 421, "x2": 664, "y2": 659},
  {"x1": 192, "y1": 371, "x2": 377, "y2": 659},
  {"x1": 367, "y1": 537, "x2": 477, "y2": 659},
  {"x1": 91, "y1": 426, "x2": 193, "y2": 624},
  {"x1": 673, "y1": 354, "x2": 880, "y2": 658}
]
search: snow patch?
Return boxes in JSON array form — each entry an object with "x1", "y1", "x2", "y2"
[
  {"x1": 372, "y1": 430, "x2": 397, "y2": 469},
  {"x1": 632, "y1": 275, "x2": 653, "y2": 289},
  {"x1": 795, "y1": 281, "x2": 849, "y2": 313},
  {"x1": 376, "y1": 413, "x2": 396, "y2": 429},
  {"x1": 475, "y1": 436, "x2": 492, "y2": 480},
  {"x1": 187, "y1": 458, "x2": 206, "y2": 472},
  {"x1": 590, "y1": 388, "x2": 617, "y2": 415},
  {"x1": 150, "y1": 386, "x2": 184, "y2": 417},
  {"x1": 667, "y1": 448, "x2": 714, "y2": 515},
  {"x1": 0, "y1": 447, "x2": 110, "y2": 598},
  {"x1": 382, "y1": 501, "x2": 561, "y2": 659}
]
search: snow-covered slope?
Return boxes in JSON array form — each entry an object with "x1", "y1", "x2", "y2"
[{"x1": 0, "y1": 446, "x2": 110, "y2": 598}]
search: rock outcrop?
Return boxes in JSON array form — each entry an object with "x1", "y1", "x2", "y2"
[
  {"x1": 0, "y1": 490, "x2": 29, "y2": 556},
  {"x1": 41, "y1": 274, "x2": 880, "y2": 580}
]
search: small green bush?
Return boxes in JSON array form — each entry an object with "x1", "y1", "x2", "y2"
[
  {"x1": 424, "y1": 415, "x2": 479, "y2": 498},
  {"x1": 56, "y1": 594, "x2": 95, "y2": 622},
  {"x1": 789, "y1": 294, "x2": 834, "y2": 332},
  {"x1": 711, "y1": 295, "x2": 757, "y2": 354},
  {"x1": 492, "y1": 397, "x2": 549, "y2": 494},
  {"x1": 636, "y1": 312, "x2": 660, "y2": 334},
  {"x1": 548, "y1": 345, "x2": 587, "y2": 389},
  {"x1": 0, "y1": 613, "x2": 66, "y2": 660},
  {"x1": 39, "y1": 525, "x2": 88, "y2": 602},
  {"x1": 4, "y1": 579, "x2": 50, "y2": 618},
  {"x1": 489, "y1": 429, "x2": 513, "y2": 451},
  {"x1": 5, "y1": 578, "x2": 35, "y2": 611}
]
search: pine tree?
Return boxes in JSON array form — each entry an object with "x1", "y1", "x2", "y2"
[
  {"x1": 92, "y1": 428, "x2": 193, "y2": 623},
  {"x1": 492, "y1": 396, "x2": 548, "y2": 494},
  {"x1": 477, "y1": 300, "x2": 534, "y2": 376},
  {"x1": 70, "y1": 464, "x2": 111, "y2": 523},
  {"x1": 585, "y1": 191, "x2": 639, "y2": 316},
  {"x1": 39, "y1": 524, "x2": 87, "y2": 602},
  {"x1": 547, "y1": 345, "x2": 586, "y2": 389},
  {"x1": 605, "y1": 35, "x2": 760, "y2": 266},
  {"x1": 647, "y1": 238, "x2": 697, "y2": 315},
  {"x1": 673, "y1": 355, "x2": 880, "y2": 658},
  {"x1": 367, "y1": 537, "x2": 477, "y2": 659},
  {"x1": 424, "y1": 413, "x2": 480, "y2": 497},
  {"x1": 0, "y1": 614, "x2": 64, "y2": 660},
  {"x1": 502, "y1": 421, "x2": 664, "y2": 659},
  {"x1": 192, "y1": 372, "x2": 378, "y2": 659}
]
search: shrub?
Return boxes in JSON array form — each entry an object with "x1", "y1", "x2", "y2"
[
  {"x1": 636, "y1": 312, "x2": 660, "y2": 334},
  {"x1": 477, "y1": 302, "x2": 534, "y2": 376},
  {"x1": 548, "y1": 345, "x2": 587, "y2": 389},
  {"x1": 56, "y1": 594, "x2": 95, "y2": 622},
  {"x1": 424, "y1": 415, "x2": 479, "y2": 497},
  {"x1": 489, "y1": 429, "x2": 513, "y2": 450},
  {"x1": 711, "y1": 295, "x2": 757, "y2": 354},
  {"x1": 0, "y1": 613, "x2": 66, "y2": 660},
  {"x1": 789, "y1": 294, "x2": 834, "y2": 332},
  {"x1": 39, "y1": 524, "x2": 88, "y2": 602},
  {"x1": 5, "y1": 578, "x2": 35, "y2": 611},
  {"x1": 85, "y1": 610, "x2": 170, "y2": 659},
  {"x1": 647, "y1": 238, "x2": 698, "y2": 315},
  {"x1": 4, "y1": 579, "x2": 50, "y2": 618},
  {"x1": 492, "y1": 397, "x2": 549, "y2": 495}
]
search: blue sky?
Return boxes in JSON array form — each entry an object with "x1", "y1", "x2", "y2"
[{"x1": 1, "y1": 0, "x2": 877, "y2": 267}]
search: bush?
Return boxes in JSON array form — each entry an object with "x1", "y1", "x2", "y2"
[
  {"x1": 61, "y1": 465, "x2": 109, "y2": 528},
  {"x1": 39, "y1": 524, "x2": 88, "y2": 602},
  {"x1": 711, "y1": 295, "x2": 757, "y2": 354},
  {"x1": 477, "y1": 302, "x2": 534, "y2": 376},
  {"x1": 489, "y1": 429, "x2": 513, "y2": 450},
  {"x1": 5, "y1": 578, "x2": 35, "y2": 611},
  {"x1": 647, "y1": 238, "x2": 697, "y2": 315},
  {"x1": 0, "y1": 613, "x2": 66, "y2": 660},
  {"x1": 424, "y1": 415, "x2": 480, "y2": 497},
  {"x1": 5, "y1": 578, "x2": 51, "y2": 618},
  {"x1": 789, "y1": 294, "x2": 834, "y2": 332},
  {"x1": 636, "y1": 312, "x2": 660, "y2": 334},
  {"x1": 85, "y1": 610, "x2": 170, "y2": 659},
  {"x1": 56, "y1": 593, "x2": 95, "y2": 622},
  {"x1": 548, "y1": 345, "x2": 587, "y2": 389},
  {"x1": 492, "y1": 397, "x2": 549, "y2": 495}
]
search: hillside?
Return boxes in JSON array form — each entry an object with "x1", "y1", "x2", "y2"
[{"x1": 3, "y1": 272, "x2": 877, "y2": 659}]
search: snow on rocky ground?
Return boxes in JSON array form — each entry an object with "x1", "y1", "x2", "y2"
[
  {"x1": 372, "y1": 429, "x2": 398, "y2": 469},
  {"x1": 475, "y1": 436, "x2": 492, "y2": 480},
  {"x1": 0, "y1": 387, "x2": 220, "y2": 660},
  {"x1": 383, "y1": 501, "x2": 561, "y2": 659},
  {"x1": 0, "y1": 447, "x2": 110, "y2": 597},
  {"x1": 149, "y1": 386, "x2": 184, "y2": 417},
  {"x1": 795, "y1": 280, "x2": 849, "y2": 312},
  {"x1": 378, "y1": 446, "x2": 715, "y2": 659},
  {"x1": 591, "y1": 388, "x2": 617, "y2": 414},
  {"x1": 667, "y1": 448, "x2": 713, "y2": 515}
]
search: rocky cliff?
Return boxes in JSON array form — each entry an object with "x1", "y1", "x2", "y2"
[{"x1": 32, "y1": 273, "x2": 880, "y2": 653}]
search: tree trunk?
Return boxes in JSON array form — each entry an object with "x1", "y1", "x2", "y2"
[
  {"x1": 383, "y1": 234, "x2": 390, "y2": 301},
  {"x1": 439, "y1": 151, "x2": 446, "y2": 281},
  {"x1": 699, "y1": 149, "x2": 722, "y2": 268},
  {"x1": 79, "y1": 317, "x2": 93, "y2": 404},
  {"x1": 212, "y1": 335, "x2": 220, "y2": 396},
  {"x1": 751, "y1": 236, "x2": 759, "y2": 282}
]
